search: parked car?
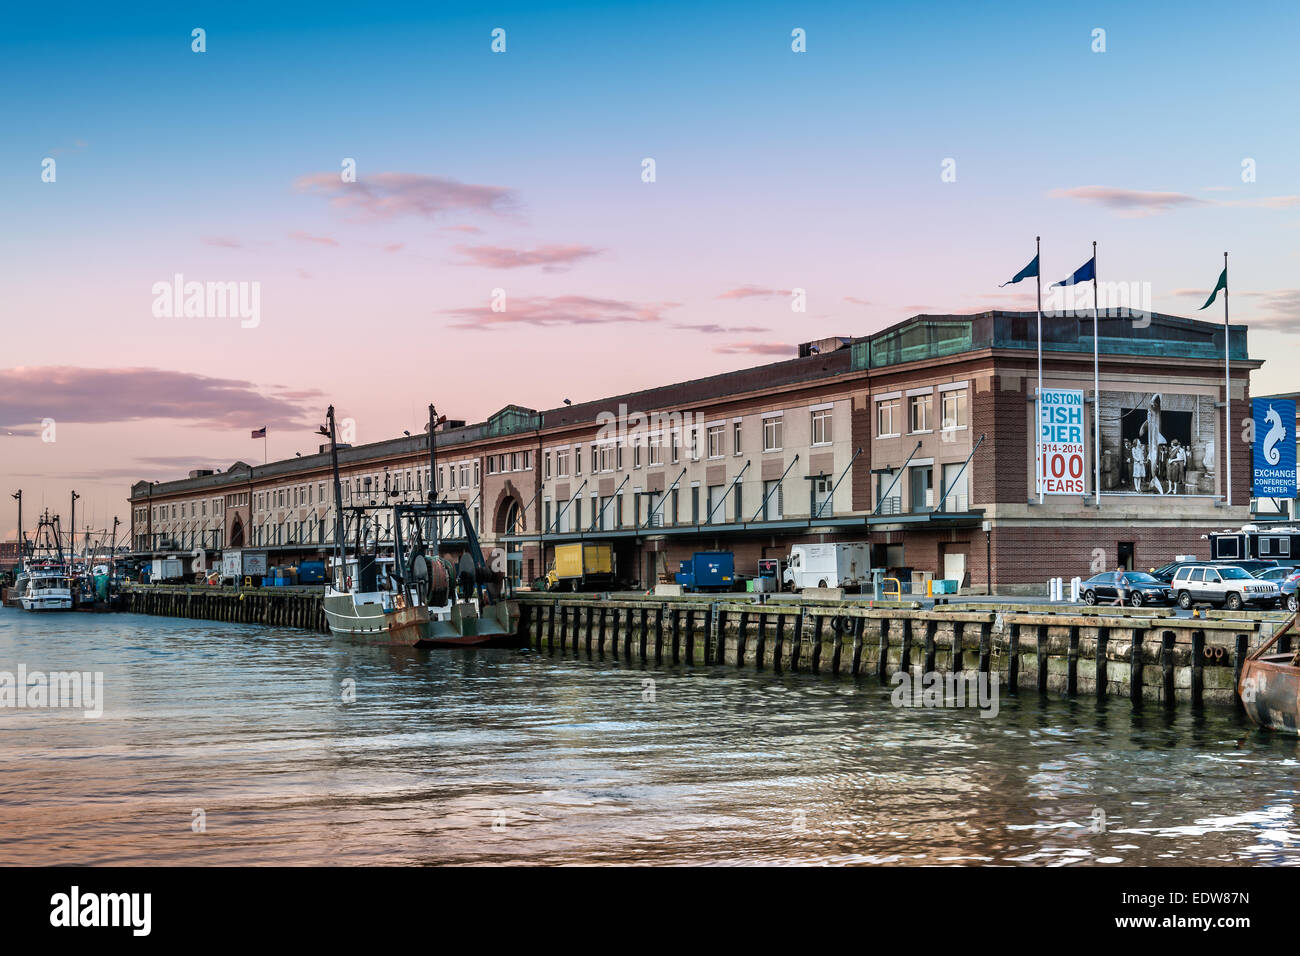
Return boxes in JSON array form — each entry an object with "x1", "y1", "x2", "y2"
[
  {"x1": 1169, "y1": 564, "x2": 1281, "y2": 610},
  {"x1": 1080, "y1": 571, "x2": 1174, "y2": 607},
  {"x1": 1256, "y1": 567, "x2": 1300, "y2": 612},
  {"x1": 1214, "y1": 558, "x2": 1279, "y2": 576},
  {"x1": 1149, "y1": 561, "x2": 1202, "y2": 584}
]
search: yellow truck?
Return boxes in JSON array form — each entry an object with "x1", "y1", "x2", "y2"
[{"x1": 546, "y1": 542, "x2": 615, "y2": 591}]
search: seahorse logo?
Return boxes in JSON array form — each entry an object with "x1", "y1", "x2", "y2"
[{"x1": 1264, "y1": 404, "x2": 1286, "y2": 465}]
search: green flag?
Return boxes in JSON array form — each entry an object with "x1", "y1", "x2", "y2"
[{"x1": 1199, "y1": 268, "x2": 1227, "y2": 310}]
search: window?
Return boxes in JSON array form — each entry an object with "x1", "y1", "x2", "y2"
[
  {"x1": 575, "y1": 445, "x2": 582, "y2": 475},
  {"x1": 706, "y1": 484, "x2": 724, "y2": 523},
  {"x1": 649, "y1": 435, "x2": 663, "y2": 467},
  {"x1": 544, "y1": 452, "x2": 552, "y2": 479},
  {"x1": 510, "y1": 452, "x2": 519, "y2": 471},
  {"x1": 669, "y1": 488, "x2": 679, "y2": 526},
  {"x1": 941, "y1": 462, "x2": 968, "y2": 511},
  {"x1": 763, "y1": 415, "x2": 783, "y2": 451},
  {"x1": 556, "y1": 449, "x2": 569, "y2": 477},
  {"x1": 707, "y1": 425, "x2": 724, "y2": 458},
  {"x1": 633, "y1": 443, "x2": 642, "y2": 468},
  {"x1": 811, "y1": 476, "x2": 833, "y2": 517},
  {"x1": 733, "y1": 483, "x2": 742, "y2": 523},
  {"x1": 733, "y1": 421, "x2": 742, "y2": 455},
  {"x1": 597, "y1": 443, "x2": 614, "y2": 472},
  {"x1": 671, "y1": 431, "x2": 681, "y2": 463},
  {"x1": 691, "y1": 486, "x2": 700, "y2": 523},
  {"x1": 909, "y1": 394, "x2": 933, "y2": 433},
  {"x1": 877, "y1": 399, "x2": 900, "y2": 438},
  {"x1": 909, "y1": 465, "x2": 934, "y2": 512},
  {"x1": 616, "y1": 493, "x2": 624, "y2": 529},
  {"x1": 689, "y1": 427, "x2": 699, "y2": 461},
  {"x1": 941, "y1": 389, "x2": 967, "y2": 431},
  {"x1": 811, "y1": 408, "x2": 832, "y2": 445},
  {"x1": 487, "y1": 457, "x2": 497, "y2": 475},
  {"x1": 474, "y1": 461, "x2": 480, "y2": 486},
  {"x1": 762, "y1": 479, "x2": 783, "y2": 520}
]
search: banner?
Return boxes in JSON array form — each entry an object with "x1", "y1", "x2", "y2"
[
  {"x1": 1253, "y1": 398, "x2": 1297, "y2": 498},
  {"x1": 1102, "y1": 391, "x2": 1216, "y2": 497},
  {"x1": 1038, "y1": 388, "x2": 1086, "y2": 495}
]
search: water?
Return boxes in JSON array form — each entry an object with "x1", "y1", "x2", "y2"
[{"x1": 2, "y1": 607, "x2": 1298, "y2": 866}]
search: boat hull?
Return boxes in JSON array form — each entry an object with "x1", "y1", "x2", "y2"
[
  {"x1": 322, "y1": 588, "x2": 520, "y2": 648},
  {"x1": 1239, "y1": 655, "x2": 1300, "y2": 734}
]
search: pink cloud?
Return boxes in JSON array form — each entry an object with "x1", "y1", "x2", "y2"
[
  {"x1": 672, "y1": 322, "x2": 769, "y2": 334},
  {"x1": 443, "y1": 224, "x2": 483, "y2": 234},
  {"x1": 382, "y1": 242, "x2": 405, "y2": 253},
  {"x1": 717, "y1": 285, "x2": 789, "y2": 300},
  {"x1": 1049, "y1": 185, "x2": 1207, "y2": 217},
  {"x1": 289, "y1": 230, "x2": 339, "y2": 246},
  {"x1": 295, "y1": 171, "x2": 516, "y2": 221},
  {"x1": 0, "y1": 367, "x2": 324, "y2": 431},
  {"x1": 843, "y1": 296, "x2": 872, "y2": 306},
  {"x1": 713, "y1": 341, "x2": 794, "y2": 356},
  {"x1": 443, "y1": 295, "x2": 677, "y2": 330},
  {"x1": 454, "y1": 243, "x2": 602, "y2": 271}
]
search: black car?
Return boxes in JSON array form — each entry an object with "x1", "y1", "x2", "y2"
[
  {"x1": 1080, "y1": 571, "x2": 1174, "y2": 607},
  {"x1": 1150, "y1": 558, "x2": 1278, "y2": 583}
]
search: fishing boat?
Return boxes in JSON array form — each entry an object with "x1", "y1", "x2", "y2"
[
  {"x1": 1239, "y1": 611, "x2": 1300, "y2": 733},
  {"x1": 317, "y1": 404, "x2": 520, "y2": 648},
  {"x1": 18, "y1": 566, "x2": 73, "y2": 611},
  {"x1": 16, "y1": 509, "x2": 74, "y2": 612}
]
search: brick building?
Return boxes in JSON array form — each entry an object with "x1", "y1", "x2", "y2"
[{"x1": 126, "y1": 310, "x2": 1258, "y2": 592}]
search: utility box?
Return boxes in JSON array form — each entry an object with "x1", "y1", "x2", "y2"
[{"x1": 675, "y1": 552, "x2": 735, "y2": 592}]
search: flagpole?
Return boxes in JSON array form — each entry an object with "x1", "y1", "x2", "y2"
[
  {"x1": 1036, "y1": 235, "x2": 1043, "y2": 506},
  {"x1": 1092, "y1": 240, "x2": 1101, "y2": 509},
  {"x1": 1223, "y1": 250, "x2": 1231, "y2": 508}
]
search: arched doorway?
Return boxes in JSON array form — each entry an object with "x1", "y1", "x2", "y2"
[
  {"x1": 494, "y1": 495, "x2": 524, "y2": 589},
  {"x1": 229, "y1": 514, "x2": 244, "y2": 548}
]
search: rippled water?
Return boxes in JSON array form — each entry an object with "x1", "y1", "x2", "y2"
[{"x1": 2, "y1": 606, "x2": 1298, "y2": 866}]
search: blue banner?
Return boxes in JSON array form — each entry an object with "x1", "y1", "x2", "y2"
[{"x1": 1253, "y1": 398, "x2": 1297, "y2": 498}]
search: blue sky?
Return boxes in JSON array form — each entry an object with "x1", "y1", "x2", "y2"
[{"x1": 1, "y1": 0, "x2": 1297, "y2": 534}]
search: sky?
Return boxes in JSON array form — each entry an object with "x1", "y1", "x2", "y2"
[{"x1": 2, "y1": 0, "x2": 1298, "y2": 541}]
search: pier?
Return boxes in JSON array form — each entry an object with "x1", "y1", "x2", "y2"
[
  {"x1": 112, "y1": 583, "x2": 1295, "y2": 710},
  {"x1": 515, "y1": 594, "x2": 1294, "y2": 710},
  {"x1": 121, "y1": 583, "x2": 328, "y2": 631}
]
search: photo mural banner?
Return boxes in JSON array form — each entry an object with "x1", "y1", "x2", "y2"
[
  {"x1": 1252, "y1": 397, "x2": 1298, "y2": 498},
  {"x1": 1037, "y1": 388, "x2": 1086, "y2": 495},
  {"x1": 1100, "y1": 391, "x2": 1218, "y2": 496}
]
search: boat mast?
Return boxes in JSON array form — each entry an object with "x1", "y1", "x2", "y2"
[
  {"x1": 10, "y1": 490, "x2": 22, "y2": 570},
  {"x1": 319, "y1": 406, "x2": 347, "y2": 585}
]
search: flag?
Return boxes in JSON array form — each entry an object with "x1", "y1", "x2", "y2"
[
  {"x1": 1051, "y1": 256, "x2": 1096, "y2": 288},
  {"x1": 251, "y1": 426, "x2": 266, "y2": 439},
  {"x1": 999, "y1": 254, "x2": 1039, "y2": 287},
  {"x1": 1199, "y1": 267, "x2": 1227, "y2": 310}
]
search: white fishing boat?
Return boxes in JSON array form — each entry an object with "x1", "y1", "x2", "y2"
[{"x1": 19, "y1": 567, "x2": 73, "y2": 611}]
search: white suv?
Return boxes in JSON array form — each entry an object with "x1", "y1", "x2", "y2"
[{"x1": 1170, "y1": 564, "x2": 1280, "y2": 610}]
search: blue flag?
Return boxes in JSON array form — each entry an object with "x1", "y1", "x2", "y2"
[
  {"x1": 1051, "y1": 256, "x2": 1095, "y2": 288},
  {"x1": 999, "y1": 254, "x2": 1039, "y2": 287}
]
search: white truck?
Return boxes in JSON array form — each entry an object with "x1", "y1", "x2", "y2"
[
  {"x1": 220, "y1": 549, "x2": 268, "y2": 585},
  {"x1": 783, "y1": 542, "x2": 871, "y2": 592}
]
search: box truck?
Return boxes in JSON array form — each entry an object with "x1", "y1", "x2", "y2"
[
  {"x1": 149, "y1": 556, "x2": 186, "y2": 583},
  {"x1": 783, "y1": 542, "x2": 871, "y2": 592},
  {"x1": 546, "y1": 542, "x2": 615, "y2": 591}
]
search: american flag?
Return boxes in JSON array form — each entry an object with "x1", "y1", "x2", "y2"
[{"x1": 250, "y1": 426, "x2": 266, "y2": 439}]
